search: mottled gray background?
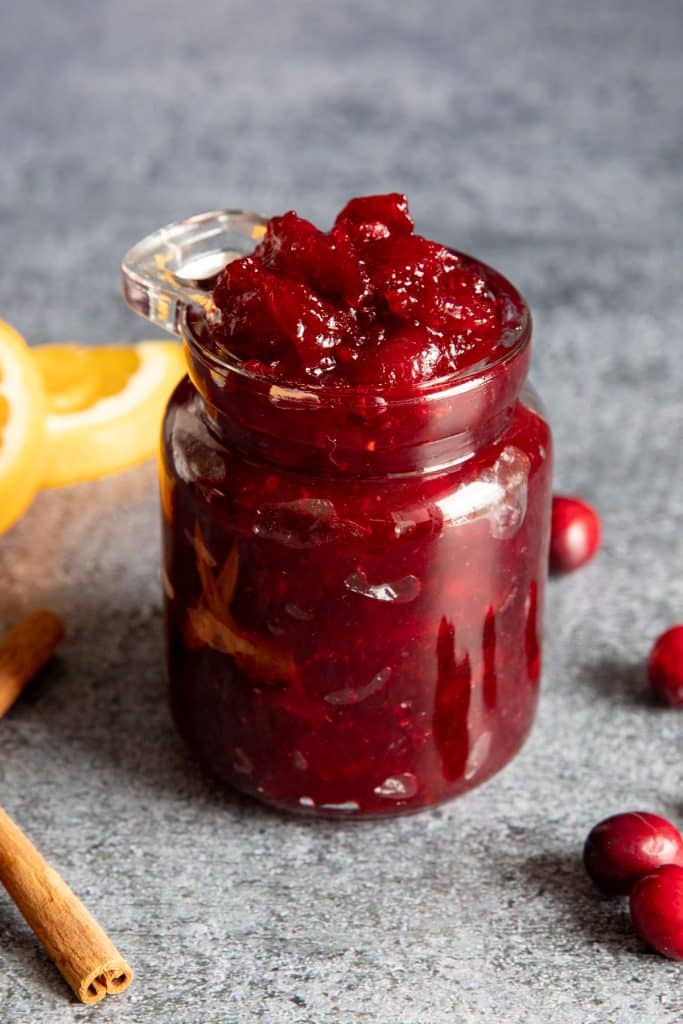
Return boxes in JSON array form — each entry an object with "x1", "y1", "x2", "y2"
[{"x1": 1, "y1": 1, "x2": 682, "y2": 1021}]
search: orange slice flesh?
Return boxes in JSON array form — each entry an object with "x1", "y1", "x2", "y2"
[
  {"x1": 0, "y1": 319, "x2": 47, "y2": 533},
  {"x1": 32, "y1": 341, "x2": 186, "y2": 487}
]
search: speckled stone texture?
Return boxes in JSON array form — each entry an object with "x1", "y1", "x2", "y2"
[{"x1": 1, "y1": 1, "x2": 682, "y2": 1021}]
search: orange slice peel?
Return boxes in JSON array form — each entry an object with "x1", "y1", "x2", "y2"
[
  {"x1": 32, "y1": 340, "x2": 186, "y2": 487},
  {"x1": 0, "y1": 319, "x2": 47, "y2": 534}
]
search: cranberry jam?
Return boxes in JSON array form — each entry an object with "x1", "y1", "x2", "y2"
[{"x1": 160, "y1": 194, "x2": 553, "y2": 816}]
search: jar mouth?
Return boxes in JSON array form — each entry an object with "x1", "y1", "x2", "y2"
[{"x1": 184, "y1": 254, "x2": 531, "y2": 406}]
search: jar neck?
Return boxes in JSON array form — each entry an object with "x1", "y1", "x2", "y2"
[
  {"x1": 201, "y1": 388, "x2": 520, "y2": 477},
  {"x1": 183, "y1": 317, "x2": 531, "y2": 478}
]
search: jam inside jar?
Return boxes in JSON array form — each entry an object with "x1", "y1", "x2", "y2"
[{"x1": 123, "y1": 205, "x2": 552, "y2": 817}]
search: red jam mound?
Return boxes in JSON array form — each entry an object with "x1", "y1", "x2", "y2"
[{"x1": 209, "y1": 193, "x2": 508, "y2": 386}]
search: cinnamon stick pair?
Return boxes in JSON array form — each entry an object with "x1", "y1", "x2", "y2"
[{"x1": 0, "y1": 609, "x2": 133, "y2": 1004}]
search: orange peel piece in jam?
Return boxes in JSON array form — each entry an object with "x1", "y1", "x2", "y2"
[{"x1": 185, "y1": 524, "x2": 296, "y2": 685}]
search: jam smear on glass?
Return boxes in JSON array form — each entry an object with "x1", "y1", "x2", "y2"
[{"x1": 161, "y1": 194, "x2": 553, "y2": 816}]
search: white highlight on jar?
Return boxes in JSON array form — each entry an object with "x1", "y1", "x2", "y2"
[
  {"x1": 344, "y1": 571, "x2": 421, "y2": 604},
  {"x1": 435, "y1": 446, "x2": 530, "y2": 540},
  {"x1": 373, "y1": 772, "x2": 419, "y2": 800}
]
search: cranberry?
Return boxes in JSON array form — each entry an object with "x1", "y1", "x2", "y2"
[
  {"x1": 549, "y1": 495, "x2": 601, "y2": 574},
  {"x1": 255, "y1": 212, "x2": 369, "y2": 307},
  {"x1": 351, "y1": 327, "x2": 450, "y2": 387},
  {"x1": 629, "y1": 864, "x2": 683, "y2": 959},
  {"x1": 647, "y1": 625, "x2": 683, "y2": 707},
  {"x1": 334, "y1": 192, "x2": 414, "y2": 239},
  {"x1": 364, "y1": 234, "x2": 460, "y2": 319},
  {"x1": 583, "y1": 812, "x2": 683, "y2": 895},
  {"x1": 212, "y1": 255, "x2": 354, "y2": 376}
]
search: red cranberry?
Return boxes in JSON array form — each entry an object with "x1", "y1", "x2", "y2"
[
  {"x1": 212, "y1": 255, "x2": 354, "y2": 375},
  {"x1": 254, "y1": 212, "x2": 369, "y2": 307},
  {"x1": 583, "y1": 811, "x2": 683, "y2": 895},
  {"x1": 351, "y1": 328, "x2": 450, "y2": 387},
  {"x1": 629, "y1": 864, "x2": 683, "y2": 959},
  {"x1": 549, "y1": 494, "x2": 601, "y2": 574},
  {"x1": 647, "y1": 625, "x2": 683, "y2": 707},
  {"x1": 364, "y1": 234, "x2": 460, "y2": 318},
  {"x1": 334, "y1": 193, "x2": 414, "y2": 238}
]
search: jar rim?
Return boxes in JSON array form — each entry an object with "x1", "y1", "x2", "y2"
[{"x1": 184, "y1": 254, "x2": 531, "y2": 407}]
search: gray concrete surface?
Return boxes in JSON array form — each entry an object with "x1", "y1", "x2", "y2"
[{"x1": 1, "y1": 1, "x2": 682, "y2": 1021}]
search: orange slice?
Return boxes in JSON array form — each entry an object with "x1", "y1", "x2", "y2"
[
  {"x1": 0, "y1": 319, "x2": 47, "y2": 533},
  {"x1": 32, "y1": 341, "x2": 186, "y2": 487}
]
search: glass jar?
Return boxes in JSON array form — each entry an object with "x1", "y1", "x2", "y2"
[{"x1": 122, "y1": 210, "x2": 553, "y2": 817}]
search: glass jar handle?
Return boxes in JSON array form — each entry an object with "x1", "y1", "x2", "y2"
[{"x1": 121, "y1": 208, "x2": 268, "y2": 337}]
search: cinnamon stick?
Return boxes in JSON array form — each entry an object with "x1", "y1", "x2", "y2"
[
  {"x1": 0, "y1": 609, "x2": 65, "y2": 717},
  {"x1": 0, "y1": 807, "x2": 133, "y2": 1003}
]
